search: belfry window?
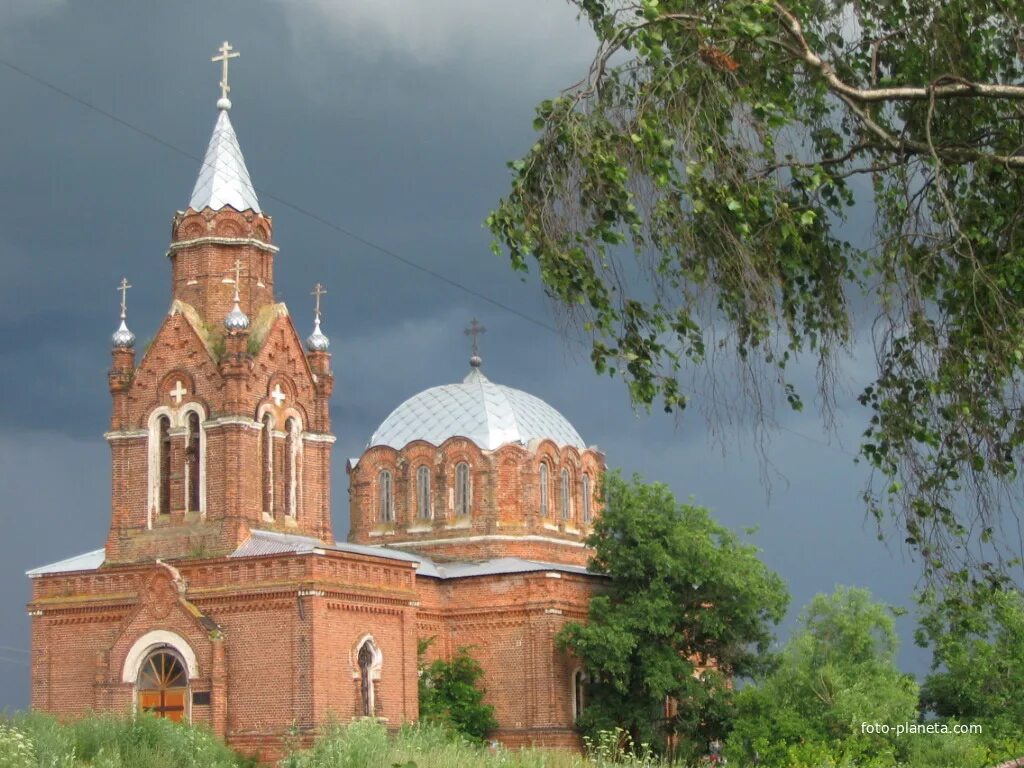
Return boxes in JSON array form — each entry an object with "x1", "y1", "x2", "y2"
[
  {"x1": 158, "y1": 416, "x2": 171, "y2": 515},
  {"x1": 561, "y1": 468, "x2": 571, "y2": 520},
  {"x1": 582, "y1": 474, "x2": 592, "y2": 523},
  {"x1": 137, "y1": 649, "x2": 188, "y2": 722},
  {"x1": 455, "y1": 462, "x2": 471, "y2": 517},
  {"x1": 539, "y1": 462, "x2": 549, "y2": 517},
  {"x1": 357, "y1": 639, "x2": 379, "y2": 717},
  {"x1": 378, "y1": 470, "x2": 394, "y2": 522},
  {"x1": 285, "y1": 417, "x2": 300, "y2": 518},
  {"x1": 261, "y1": 414, "x2": 274, "y2": 516},
  {"x1": 416, "y1": 465, "x2": 431, "y2": 520},
  {"x1": 186, "y1": 411, "x2": 201, "y2": 513}
]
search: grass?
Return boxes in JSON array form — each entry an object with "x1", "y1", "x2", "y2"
[
  {"x1": 280, "y1": 720, "x2": 663, "y2": 768},
  {"x1": 0, "y1": 714, "x2": 666, "y2": 768},
  {"x1": 0, "y1": 712, "x2": 254, "y2": 768}
]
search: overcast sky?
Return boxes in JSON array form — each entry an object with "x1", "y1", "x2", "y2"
[{"x1": 0, "y1": 1, "x2": 927, "y2": 709}]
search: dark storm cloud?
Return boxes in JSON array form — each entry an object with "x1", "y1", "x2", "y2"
[{"x1": 0, "y1": 1, "x2": 928, "y2": 708}]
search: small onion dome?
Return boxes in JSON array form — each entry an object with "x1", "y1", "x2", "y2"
[
  {"x1": 111, "y1": 319, "x2": 136, "y2": 349},
  {"x1": 306, "y1": 317, "x2": 330, "y2": 352},
  {"x1": 224, "y1": 301, "x2": 250, "y2": 331}
]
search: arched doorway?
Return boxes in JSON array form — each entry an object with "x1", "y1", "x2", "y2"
[{"x1": 137, "y1": 648, "x2": 189, "y2": 722}]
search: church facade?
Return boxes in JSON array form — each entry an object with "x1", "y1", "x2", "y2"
[{"x1": 27, "y1": 47, "x2": 605, "y2": 761}]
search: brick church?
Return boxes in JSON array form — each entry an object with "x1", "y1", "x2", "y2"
[{"x1": 26, "y1": 44, "x2": 606, "y2": 760}]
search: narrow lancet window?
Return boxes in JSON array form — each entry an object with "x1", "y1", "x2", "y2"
[
  {"x1": 158, "y1": 415, "x2": 171, "y2": 515},
  {"x1": 539, "y1": 462, "x2": 549, "y2": 517},
  {"x1": 379, "y1": 470, "x2": 394, "y2": 522},
  {"x1": 572, "y1": 669, "x2": 587, "y2": 721},
  {"x1": 416, "y1": 465, "x2": 431, "y2": 520},
  {"x1": 285, "y1": 417, "x2": 300, "y2": 518},
  {"x1": 262, "y1": 414, "x2": 274, "y2": 516},
  {"x1": 582, "y1": 474, "x2": 592, "y2": 523},
  {"x1": 358, "y1": 639, "x2": 378, "y2": 716},
  {"x1": 561, "y1": 468, "x2": 571, "y2": 520},
  {"x1": 455, "y1": 462, "x2": 470, "y2": 517},
  {"x1": 186, "y1": 411, "x2": 201, "y2": 512}
]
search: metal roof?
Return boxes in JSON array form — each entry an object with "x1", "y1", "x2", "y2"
[
  {"x1": 368, "y1": 366, "x2": 586, "y2": 451},
  {"x1": 26, "y1": 533, "x2": 597, "y2": 582},
  {"x1": 188, "y1": 108, "x2": 261, "y2": 213},
  {"x1": 26, "y1": 548, "x2": 105, "y2": 577}
]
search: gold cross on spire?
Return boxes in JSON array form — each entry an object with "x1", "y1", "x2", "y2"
[
  {"x1": 311, "y1": 282, "x2": 326, "y2": 322},
  {"x1": 117, "y1": 277, "x2": 132, "y2": 320},
  {"x1": 464, "y1": 318, "x2": 486, "y2": 359},
  {"x1": 211, "y1": 41, "x2": 240, "y2": 102}
]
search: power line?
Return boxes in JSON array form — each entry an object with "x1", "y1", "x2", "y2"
[
  {"x1": 0, "y1": 55, "x2": 582, "y2": 346},
  {"x1": 0, "y1": 655, "x2": 29, "y2": 668},
  {"x1": 0, "y1": 645, "x2": 29, "y2": 655},
  {"x1": 0, "y1": 52, "x2": 854, "y2": 459}
]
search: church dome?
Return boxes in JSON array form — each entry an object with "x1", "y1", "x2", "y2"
[{"x1": 368, "y1": 364, "x2": 586, "y2": 451}]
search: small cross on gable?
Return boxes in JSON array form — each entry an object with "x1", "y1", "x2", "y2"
[
  {"x1": 169, "y1": 380, "x2": 187, "y2": 405},
  {"x1": 271, "y1": 384, "x2": 286, "y2": 407}
]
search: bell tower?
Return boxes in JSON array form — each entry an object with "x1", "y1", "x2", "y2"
[{"x1": 104, "y1": 43, "x2": 335, "y2": 564}]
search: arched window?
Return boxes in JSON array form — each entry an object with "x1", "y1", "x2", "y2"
[
  {"x1": 561, "y1": 468, "x2": 571, "y2": 520},
  {"x1": 378, "y1": 470, "x2": 394, "y2": 522},
  {"x1": 357, "y1": 639, "x2": 379, "y2": 717},
  {"x1": 539, "y1": 462, "x2": 550, "y2": 517},
  {"x1": 455, "y1": 462, "x2": 471, "y2": 517},
  {"x1": 186, "y1": 411, "x2": 201, "y2": 513},
  {"x1": 158, "y1": 416, "x2": 171, "y2": 515},
  {"x1": 285, "y1": 417, "x2": 301, "y2": 518},
  {"x1": 137, "y1": 649, "x2": 189, "y2": 722},
  {"x1": 261, "y1": 413, "x2": 274, "y2": 516},
  {"x1": 572, "y1": 669, "x2": 588, "y2": 721},
  {"x1": 582, "y1": 474, "x2": 592, "y2": 523},
  {"x1": 416, "y1": 465, "x2": 431, "y2": 520}
]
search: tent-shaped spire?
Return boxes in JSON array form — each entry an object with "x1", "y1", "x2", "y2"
[{"x1": 188, "y1": 107, "x2": 261, "y2": 213}]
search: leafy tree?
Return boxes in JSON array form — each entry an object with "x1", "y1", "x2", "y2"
[
  {"x1": 417, "y1": 641, "x2": 498, "y2": 742},
  {"x1": 726, "y1": 587, "x2": 919, "y2": 767},
  {"x1": 487, "y1": 0, "x2": 1024, "y2": 591},
  {"x1": 558, "y1": 471, "x2": 789, "y2": 760},
  {"x1": 917, "y1": 584, "x2": 1024, "y2": 733}
]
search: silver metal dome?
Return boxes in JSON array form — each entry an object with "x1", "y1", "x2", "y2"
[
  {"x1": 368, "y1": 366, "x2": 586, "y2": 451},
  {"x1": 224, "y1": 301, "x2": 250, "y2": 331},
  {"x1": 306, "y1": 317, "x2": 330, "y2": 352},
  {"x1": 111, "y1": 319, "x2": 135, "y2": 349}
]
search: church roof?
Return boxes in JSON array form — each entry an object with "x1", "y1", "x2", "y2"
[
  {"x1": 26, "y1": 533, "x2": 596, "y2": 581},
  {"x1": 26, "y1": 548, "x2": 105, "y2": 577},
  {"x1": 188, "y1": 108, "x2": 261, "y2": 213},
  {"x1": 368, "y1": 365, "x2": 586, "y2": 451}
]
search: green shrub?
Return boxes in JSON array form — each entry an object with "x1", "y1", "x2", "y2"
[{"x1": 418, "y1": 642, "x2": 497, "y2": 742}]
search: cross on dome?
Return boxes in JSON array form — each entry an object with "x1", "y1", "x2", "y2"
[
  {"x1": 306, "y1": 282, "x2": 330, "y2": 352},
  {"x1": 464, "y1": 318, "x2": 486, "y2": 368},
  {"x1": 117, "y1": 278, "x2": 131, "y2": 320},
  {"x1": 312, "y1": 283, "x2": 326, "y2": 322},
  {"x1": 211, "y1": 41, "x2": 239, "y2": 110},
  {"x1": 111, "y1": 276, "x2": 136, "y2": 349}
]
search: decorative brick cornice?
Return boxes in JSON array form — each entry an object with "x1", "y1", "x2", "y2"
[{"x1": 166, "y1": 236, "x2": 279, "y2": 255}]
